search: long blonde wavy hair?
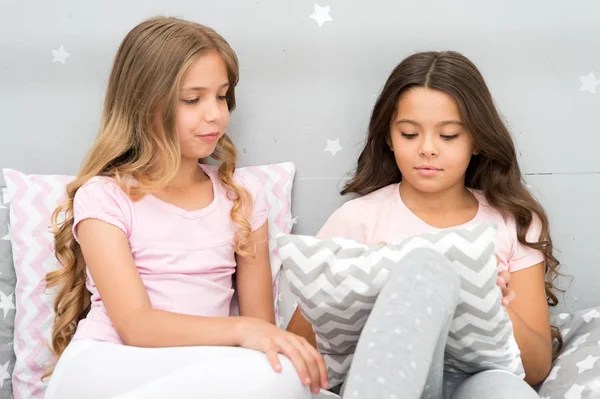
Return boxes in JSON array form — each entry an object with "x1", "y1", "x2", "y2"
[{"x1": 44, "y1": 16, "x2": 254, "y2": 373}]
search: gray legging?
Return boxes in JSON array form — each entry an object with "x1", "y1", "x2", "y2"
[{"x1": 342, "y1": 248, "x2": 539, "y2": 399}]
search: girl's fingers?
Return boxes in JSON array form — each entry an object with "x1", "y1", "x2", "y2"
[
  {"x1": 498, "y1": 270, "x2": 510, "y2": 284},
  {"x1": 275, "y1": 337, "x2": 311, "y2": 388},
  {"x1": 265, "y1": 345, "x2": 283, "y2": 373},
  {"x1": 501, "y1": 287, "x2": 516, "y2": 306},
  {"x1": 496, "y1": 270, "x2": 514, "y2": 306},
  {"x1": 288, "y1": 337, "x2": 322, "y2": 394},
  {"x1": 497, "y1": 276, "x2": 506, "y2": 288},
  {"x1": 302, "y1": 339, "x2": 329, "y2": 390}
]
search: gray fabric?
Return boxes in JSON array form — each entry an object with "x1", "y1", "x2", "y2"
[
  {"x1": 342, "y1": 248, "x2": 461, "y2": 398},
  {"x1": 0, "y1": 189, "x2": 16, "y2": 398},
  {"x1": 445, "y1": 370, "x2": 539, "y2": 399},
  {"x1": 537, "y1": 307, "x2": 600, "y2": 398},
  {"x1": 277, "y1": 223, "x2": 523, "y2": 387},
  {"x1": 275, "y1": 271, "x2": 298, "y2": 330},
  {"x1": 340, "y1": 248, "x2": 538, "y2": 399}
]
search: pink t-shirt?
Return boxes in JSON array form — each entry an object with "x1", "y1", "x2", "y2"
[
  {"x1": 317, "y1": 183, "x2": 544, "y2": 273},
  {"x1": 71, "y1": 164, "x2": 268, "y2": 344}
]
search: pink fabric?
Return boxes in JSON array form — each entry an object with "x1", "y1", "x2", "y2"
[
  {"x1": 71, "y1": 164, "x2": 268, "y2": 344},
  {"x1": 317, "y1": 183, "x2": 544, "y2": 273},
  {"x1": 2, "y1": 171, "x2": 73, "y2": 399},
  {"x1": 2, "y1": 162, "x2": 295, "y2": 399}
]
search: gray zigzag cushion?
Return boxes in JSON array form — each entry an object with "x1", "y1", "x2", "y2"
[{"x1": 276, "y1": 223, "x2": 524, "y2": 387}]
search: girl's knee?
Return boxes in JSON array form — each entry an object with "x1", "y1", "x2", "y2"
[{"x1": 451, "y1": 370, "x2": 538, "y2": 399}]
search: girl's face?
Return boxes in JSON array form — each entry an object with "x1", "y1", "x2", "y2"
[
  {"x1": 388, "y1": 87, "x2": 477, "y2": 194},
  {"x1": 176, "y1": 51, "x2": 230, "y2": 161}
]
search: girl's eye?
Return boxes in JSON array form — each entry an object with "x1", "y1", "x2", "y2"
[
  {"x1": 182, "y1": 98, "x2": 199, "y2": 105},
  {"x1": 401, "y1": 133, "x2": 417, "y2": 139},
  {"x1": 217, "y1": 95, "x2": 228, "y2": 102},
  {"x1": 441, "y1": 134, "x2": 459, "y2": 140}
]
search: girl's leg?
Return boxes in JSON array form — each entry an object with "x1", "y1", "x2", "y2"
[
  {"x1": 45, "y1": 339, "x2": 311, "y2": 399},
  {"x1": 449, "y1": 370, "x2": 538, "y2": 399},
  {"x1": 342, "y1": 248, "x2": 462, "y2": 399}
]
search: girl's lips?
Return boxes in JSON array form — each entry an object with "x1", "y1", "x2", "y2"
[
  {"x1": 415, "y1": 166, "x2": 442, "y2": 177},
  {"x1": 196, "y1": 133, "x2": 220, "y2": 142}
]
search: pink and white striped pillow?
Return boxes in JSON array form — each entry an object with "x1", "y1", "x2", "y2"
[{"x1": 2, "y1": 162, "x2": 295, "y2": 399}]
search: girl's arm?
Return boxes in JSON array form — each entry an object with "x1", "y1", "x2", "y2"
[
  {"x1": 78, "y1": 218, "x2": 329, "y2": 393},
  {"x1": 287, "y1": 309, "x2": 317, "y2": 348},
  {"x1": 505, "y1": 262, "x2": 553, "y2": 385},
  {"x1": 235, "y1": 222, "x2": 276, "y2": 324},
  {"x1": 78, "y1": 218, "x2": 245, "y2": 347}
]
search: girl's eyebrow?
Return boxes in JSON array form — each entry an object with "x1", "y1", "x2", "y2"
[
  {"x1": 181, "y1": 82, "x2": 230, "y2": 91},
  {"x1": 437, "y1": 120, "x2": 463, "y2": 127},
  {"x1": 395, "y1": 119, "x2": 420, "y2": 126},
  {"x1": 394, "y1": 119, "x2": 463, "y2": 127}
]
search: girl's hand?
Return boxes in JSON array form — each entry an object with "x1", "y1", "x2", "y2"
[
  {"x1": 237, "y1": 317, "x2": 328, "y2": 394},
  {"x1": 496, "y1": 255, "x2": 516, "y2": 306}
]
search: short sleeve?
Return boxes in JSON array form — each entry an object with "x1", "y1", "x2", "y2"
[
  {"x1": 235, "y1": 174, "x2": 268, "y2": 232},
  {"x1": 316, "y1": 200, "x2": 368, "y2": 244},
  {"x1": 72, "y1": 178, "x2": 133, "y2": 243},
  {"x1": 507, "y1": 213, "x2": 545, "y2": 272}
]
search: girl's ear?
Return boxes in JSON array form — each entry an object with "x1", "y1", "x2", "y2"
[{"x1": 385, "y1": 134, "x2": 393, "y2": 152}]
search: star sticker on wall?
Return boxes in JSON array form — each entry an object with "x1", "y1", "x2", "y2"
[
  {"x1": 0, "y1": 292, "x2": 15, "y2": 318},
  {"x1": 52, "y1": 45, "x2": 70, "y2": 64},
  {"x1": 324, "y1": 138, "x2": 343, "y2": 156},
  {"x1": 0, "y1": 230, "x2": 9, "y2": 241},
  {"x1": 579, "y1": 71, "x2": 600, "y2": 94},
  {"x1": 576, "y1": 355, "x2": 599, "y2": 374},
  {"x1": 309, "y1": 4, "x2": 333, "y2": 27}
]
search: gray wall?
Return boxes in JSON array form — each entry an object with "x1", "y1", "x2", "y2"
[{"x1": 2, "y1": 0, "x2": 599, "y2": 313}]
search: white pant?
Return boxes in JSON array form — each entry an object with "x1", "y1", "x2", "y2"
[{"x1": 45, "y1": 339, "x2": 312, "y2": 399}]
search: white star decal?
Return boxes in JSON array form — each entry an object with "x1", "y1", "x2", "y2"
[
  {"x1": 576, "y1": 355, "x2": 599, "y2": 373},
  {"x1": 564, "y1": 384, "x2": 585, "y2": 399},
  {"x1": 52, "y1": 45, "x2": 70, "y2": 64},
  {"x1": 309, "y1": 4, "x2": 333, "y2": 27},
  {"x1": 580, "y1": 71, "x2": 600, "y2": 94},
  {"x1": 572, "y1": 333, "x2": 591, "y2": 347},
  {"x1": 544, "y1": 365, "x2": 560, "y2": 381},
  {"x1": 582, "y1": 308, "x2": 600, "y2": 322},
  {"x1": 324, "y1": 138, "x2": 343, "y2": 156},
  {"x1": 0, "y1": 361, "x2": 9, "y2": 388},
  {"x1": 0, "y1": 292, "x2": 14, "y2": 318}
]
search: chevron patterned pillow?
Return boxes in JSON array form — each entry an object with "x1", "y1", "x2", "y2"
[{"x1": 276, "y1": 223, "x2": 524, "y2": 387}]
